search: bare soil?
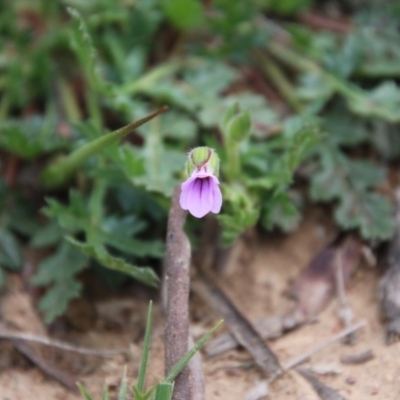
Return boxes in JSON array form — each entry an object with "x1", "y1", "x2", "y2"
[{"x1": 1, "y1": 210, "x2": 399, "y2": 400}]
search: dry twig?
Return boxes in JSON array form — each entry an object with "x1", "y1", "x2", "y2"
[
  {"x1": 297, "y1": 367, "x2": 347, "y2": 400},
  {"x1": 380, "y1": 188, "x2": 400, "y2": 344},
  {"x1": 193, "y1": 276, "x2": 282, "y2": 381},
  {"x1": 340, "y1": 349, "x2": 374, "y2": 365},
  {"x1": 11, "y1": 339, "x2": 78, "y2": 392},
  {"x1": 0, "y1": 327, "x2": 123, "y2": 357},
  {"x1": 283, "y1": 320, "x2": 366, "y2": 370}
]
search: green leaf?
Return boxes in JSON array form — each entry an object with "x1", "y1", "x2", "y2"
[
  {"x1": 347, "y1": 82, "x2": 400, "y2": 123},
  {"x1": 0, "y1": 267, "x2": 6, "y2": 290},
  {"x1": 38, "y1": 277, "x2": 82, "y2": 324},
  {"x1": 153, "y1": 382, "x2": 174, "y2": 400},
  {"x1": 226, "y1": 111, "x2": 252, "y2": 142},
  {"x1": 41, "y1": 107, "x2": 168, "y2": 188},
  {"x1": 335, "y1": 192, "x2": 395, "y2": 241},
  {"x1": 67, "y1": 237, "x2": 159, "y2": 288},
  {"x1": 0, "y1": 115, "x2": 67, "y2": 159},
  {"x1": 262, "y1": 191, "x2": 301, "y2": 233},
  {"x1": 310, "y1": 148, "x2": 394, "y2": 240},
  {"x1": 32, "y1": 241, "x2": 89, "y2": 323},
  {"x1": 0, "y1": 229, "x2": 22, "y2": 270},
  {"x1": 162, "y1": 0, "x2": 204, "y2": 30},
  {"x1": 30, "y1": 222, "x2": 64, "y2": 248},
  {"x1": 32, "y1": 241, "x2": 88, "y2": 285}
]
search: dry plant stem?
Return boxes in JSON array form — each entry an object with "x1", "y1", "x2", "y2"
[
  {"x1": 283, "y1": 320, "x2": 367, "y2": 370},
  {"x1": 335, "y1": 252, "x2": 354, "y2": 343},
  {"x1": 12, "y1": 340, "x2": 78, "y2": 392},
  {"x1": 193, "y1": 276, "x2": 282, "y2": 381},
  {"x1": 206, "y1": 315, "x2": 283, "y2": 357},
  {"x1": 0, "y1": 327, "x2": 123, "y2": 356},
  {"x1": 297, "y1": 368, "x2": 347, "y2": 400},
  {"x1": 243, "y1": 381, "x2": 269, "y2": 400},
  {"x1": 340, "y1": 349, "x2": 374, "y2": 365},
  {"x1": 164, "y1": 186, "x2": 193, "y2": 400},
  {"x1": 380, "y1": 188, "x2": 400, "y2": 344}
]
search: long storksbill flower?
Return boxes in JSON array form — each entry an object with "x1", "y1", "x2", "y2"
[{"x1": 179, "y1": 147, "x2": 222, "y2": 218}]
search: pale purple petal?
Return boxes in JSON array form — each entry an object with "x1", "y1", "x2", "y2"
[
  {"x1": 211, "y1": 181, "x2": 222, "y2": 214},
  {"x1": 179, "y1": 179, "x2": 194, "y2": 210},
  {"x1": 186, "y1": 178, "x2": 212, "y2": 218},
  {"x1": 179, "y1": 170, "x2": 223, "y2": 218}
]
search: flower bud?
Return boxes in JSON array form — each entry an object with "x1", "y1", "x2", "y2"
[{"x1": 186, "y1": 146, "x2": 220, "y2": 177}]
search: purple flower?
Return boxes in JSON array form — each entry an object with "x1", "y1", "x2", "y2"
[{"x1": 180, "y1": 167, "x2": 222, "y2": 218}]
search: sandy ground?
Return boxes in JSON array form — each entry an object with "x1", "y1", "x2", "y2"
[{"x1": 0, "y1": 210, "x2": 399, "y2": 400}]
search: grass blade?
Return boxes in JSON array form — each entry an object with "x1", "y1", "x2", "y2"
[
  {"x1": 77, "y1": 383, "x2": 94, "y2": 400},
  {"x1": 153, "y1": 382, "x2": 174, "y2": 400},
  {"x1": 137, "y1": 301, "x2": 153, "y2": 393},
  {"x1": 164, "y1": 320, "x2": 223, "y2": 383},
  {"x1": 101, "y1": 386, "x2": 110, "y2": 400},
  {"x1": 118, "y1": 366, "x2": 128, "y2": 400}
]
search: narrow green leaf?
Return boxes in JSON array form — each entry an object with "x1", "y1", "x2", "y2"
[
  {"x1": 67, "y1": 237, "x2": 159, "y2": 287},
  {"x1": 101, "y1": 387, "x2": 110, "y2": 400},
  {"x1": 118, "y1": 367, "x2": 128, "y2": 400},
  {"x1": 77, "y1": 383, "x2": 94, "y2": 400},
  {"x1": 41, "y1": 107, "x2": 168, "y2": 188},
  {"x1": 153, "y1": 382, "x2": 174, "y2": 400},
  {"x1": 164, "y1": 320, "x2": 223, "y2": 383},
  {"x1": 133, "y1": 386, "x2": 145, "y2": 400},
  {"x1": 137, "y1": 301, "x2": 153, "y2": 393}
]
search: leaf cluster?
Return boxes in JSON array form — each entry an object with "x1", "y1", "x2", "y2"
[{"x1": 0, "y1": 0, "x2": 399, "y2": 323}]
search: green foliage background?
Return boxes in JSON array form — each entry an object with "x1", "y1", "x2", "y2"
[{"x1": 1, "y1": 0, "x2": 399, "y2": 321}]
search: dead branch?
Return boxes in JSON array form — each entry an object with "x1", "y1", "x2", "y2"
[
  {"x1": 206, "y1": 315, "x2": 283, "y2": 357},
  {"x1": 340, "y1": 349, "x2": 374, "y2": 365},
  {"x1": 0, "y1": 326, "x2": 123, "y2": 357},
  {"x1": 380, "y1": 188, "x2": 400, "y2": 344},
  {"x1": 12, "y1": 339, "x2": 78, "y2": 392},
  {"x1": 207, "y1": 235, "x2": 362, "y2": 358},
  {"x1": 193, "y1": 275, "x2": 282, "y2": 381},
  {"x1": 297, "y1": 367, "x2": 347, "y2": 400},
  {"x1": 334, "y1": 251, "x2": 354, "y2": 344},
  {"x1": 283, "y1": 320, "x2": 367, "y2": 370}
]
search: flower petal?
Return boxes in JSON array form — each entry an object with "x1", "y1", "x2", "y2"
[
  {"x1": 188, "y1": 178, "x2": 213, "y2": 218},
  {"x1": 180, "y1": 179, "x2": 194, "y2": 210},
  {"x1": 211, "y1": 182, "x2": 222, "y2": 214}
]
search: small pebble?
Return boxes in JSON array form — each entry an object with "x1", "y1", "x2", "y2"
[{"x1": 345, "y1": 376, "x2": 356, "y2": 385}]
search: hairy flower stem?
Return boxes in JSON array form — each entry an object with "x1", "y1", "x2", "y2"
[{"x1": 164, "y1": 186, "x2": 192, "y2": 400}]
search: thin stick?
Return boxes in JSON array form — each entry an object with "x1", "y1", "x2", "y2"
[
  {"x1": 283, "y1": 320, "x2": 367, "y2": 370},
  {"x1": 12, "y1": 340, "x2": 78, "y2": 392},
  {"x1": 297, "y1": 367, "x2": 347, "y2": 400},
  {"x1": 164, "y1": 186, "x2": 192, "y2": 400},
  {"x1": 193, "y1": 276, "x2": 282, "y2": 381},
  {"x1": 335, "y1": 250, "x2": 354, "y2": 343},
  {"x1": 0, "y1": 330, "x2": 125, "y2": 357}
]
